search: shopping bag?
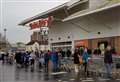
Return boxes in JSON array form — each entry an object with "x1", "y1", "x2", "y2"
[
  {"x1": 79, "y1": 57, "x2": 83, "y2": 65},
  {"x1": 39, "y1": 58, "x2": 44, "y2": 65}
]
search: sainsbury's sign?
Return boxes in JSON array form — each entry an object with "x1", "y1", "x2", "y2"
[{"x1": 29, "y1": 16, "x2": 53, "y2": 30}]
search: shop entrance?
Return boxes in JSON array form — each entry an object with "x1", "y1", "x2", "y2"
[
  {"x1": 98, "y1": 41, "x2": 108, "y2": 49},
  {"x1": 98, "y1": 41, "x2": 108, "y2": 55}
]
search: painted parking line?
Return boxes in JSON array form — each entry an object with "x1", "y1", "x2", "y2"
[
  {"x1": 86, "y1": 78, "x2": 94, "y2": 80},
  {"x1": 116, "y1": 79, "x2": 120, "y2": 80},
  {"x1": 58, "y1": 80, "x2": 62, "y2": 82},
  {"x1": 69, "y1": 78, "x2": 75, "y2": 81},
  {"x1": 80, "y1": 78, "x2": 94, "y2": 82},
  {"x1": 62, "y1": 81, "x2": 68, "y2": 82},
  {"x1": 80, "y1": 78, "x2": 94, "y2": 80},
  {"x1": 98, "y1": 78, "x2": 110, "y2": 81},
  {"x1": 51, "y1": 72, "x2": 67, "y2": 75},
  {"x1": 81, "y1": 79, "x2": 94, "y2": 82}
]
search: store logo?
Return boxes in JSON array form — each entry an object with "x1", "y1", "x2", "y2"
[{"x1": 29, "y1": 16, "x2": 53, "y2": 30}]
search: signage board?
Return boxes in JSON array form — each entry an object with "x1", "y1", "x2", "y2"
[{"x1": 29, "y1": 16, "x2": 53, "y2": 30}]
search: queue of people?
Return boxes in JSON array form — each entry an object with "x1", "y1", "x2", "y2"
[
  {"x1": 0, "y1": 49, "x2": 63, "y2": 72},
  {"x1": 73, "y1": 45, "x2": 114, "y2": 78},
  {"x1": 0, "y1": 45, "x2": 117, "y2": 78},
  {"x1": 0, "y1": 51, "x2": 15, "y2": 64},
  {"x1": 73, "y1": 47, "x2": 89, "y2": 75}
]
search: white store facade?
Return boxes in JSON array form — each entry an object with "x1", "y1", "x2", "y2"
[{"x1": 19, "y1": 0, "x2": 120, "y2": 54}]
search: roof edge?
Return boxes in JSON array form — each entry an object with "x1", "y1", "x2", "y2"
[
  {"x1": 18, "y1": 2, "x2": 68, "y2": 26},
  {"x1": 18, "y1": 0, "x2": 88, "y2": 26},
  {"x1": 63, "y1": 2, "x2": 120, "y2": 21}
]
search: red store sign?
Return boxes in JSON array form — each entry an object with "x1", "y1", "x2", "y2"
[{"x1": 29, "y1": 16, "x2": 53, "y2": 30}]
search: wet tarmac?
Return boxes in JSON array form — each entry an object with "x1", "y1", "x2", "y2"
[{"x1": 0, "y1": 63, "x2": 120, "y2": 82}]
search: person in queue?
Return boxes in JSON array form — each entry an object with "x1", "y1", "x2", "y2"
[
  {"x1": 15, "y1": 51, "x2": 22, "y2": 68},
  {"x1": 82, "y1": 47, "x2": 89, "y2": 75},
  {"x1": 44, "y1": 50, "x2": 50, "y2": 71},
  {"x1": 51, "y1": 49, "x2": 59, "y2": 72},
  {"x1": 73, "y1": 48, "x2": 80, "y2": 73},
  {"x1": 1, "y1": 51, "x2": 5, "y2": 64},
  {"x1": 30, "y1": 50, "x2": 36, "y2": 71},
  {"x1": 39, "y1": 51, "x2": 45, "y2": 70},
  {"x1": 24, "y1": 51, "x2": 30, "y2": 67},
  {"x1": 66, "y1": 49, "x2": 71, "y2": 58},
  {"x1": 104, "y1": 45, "x2": 113, "y2": 78}
]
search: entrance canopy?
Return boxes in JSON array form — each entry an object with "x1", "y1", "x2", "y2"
[
  {"x1": 19, "y1": 0, "x2": 120, "y2": 26},
  {"x1": 63, "y1": 0, "x2": 120, "y2": 21},
  {"x1": 18, "y1": 0, "x2": 89, "y2": 26}
]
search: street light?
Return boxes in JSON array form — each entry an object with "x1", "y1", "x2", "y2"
[
  {"x1": 40, "y1": 27, "x2": 49, "y2": 50},
  {"x1": 4, "y1": 28, "x2": 7, "y2": 51},
  {"x1": 40, "y1": 27, "x2": 49, "y2": 36}
]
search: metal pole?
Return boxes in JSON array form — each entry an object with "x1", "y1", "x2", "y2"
[
  {"x1": 40, "y1": 28, "x2": 41, "y2": 51},
  {"x1": 4, "y1": 28, "x2": 7, "y2": 52},
  {"x1": 40, "y1": 27, "x2": 49, "y2": 51}
]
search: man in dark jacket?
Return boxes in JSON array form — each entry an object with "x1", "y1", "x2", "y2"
[
  {"x1": 15, "y1": 51, "x2": 22, "y2": 68},
  {"x1": 24, "y1": 52, "x2": 30, "y2": 67},
  {"x1": 1, "y1": 52, "x2": 5, "y2": 64},
  {"x1": 104, "y1": 45, "x2": 113, "y2": 78},
  {"x1": 73, "y1": 48, "x2": 80, "y2": 73},
  {"x1": 66, "y1": 49, "x2": 71, "y2": 57},
  {"x1": 44, "y1": 50, "x2": 50, "y2": 71}
]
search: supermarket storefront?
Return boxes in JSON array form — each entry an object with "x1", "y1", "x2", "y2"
[{"x1": 19, "y1": 0, "x2": 120, "y2": 54}]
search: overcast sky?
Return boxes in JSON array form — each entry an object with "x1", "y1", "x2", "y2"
[{"x1": 0, "y1": 0, "x2": 69, "y2": 44}]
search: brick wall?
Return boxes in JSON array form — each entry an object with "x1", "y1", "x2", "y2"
[
  {"x1": 115, "y1": 36, "x2": 120, "y2": 55},
  {"x1": 89, "y1": 36, "x2": 120, "y2": 55}
]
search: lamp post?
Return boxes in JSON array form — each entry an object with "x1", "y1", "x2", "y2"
[
  {"x1": 40, "y1": 27, "x2": 49, "y2": 50},
  {"x1": 4, "y1": 28, "x2": 7, "y2": 51}
]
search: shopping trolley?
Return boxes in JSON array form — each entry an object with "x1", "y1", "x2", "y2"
[
  {"x1": 88, "y1": 55, "x2": 120, "y2": 78},
  {"x1": 112, "y1": 56, "x2": 120, "y2": 78},
  {"x1": 88, "y1": 56, "x2": 105, "y2": 77},
  {"x1": 60, "y1": 57, "x2": 74, "y2": 72}
]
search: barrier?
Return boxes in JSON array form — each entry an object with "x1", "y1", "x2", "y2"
[
  {"x1": 58, "y1": 56, "x2": 120, "y2": 78},
  {"x1": 60, "y1": 58, "x2": 74, "y2": 72},
  {"x1": 88, "y1": 56, "x2": 120, "y2": 78}
]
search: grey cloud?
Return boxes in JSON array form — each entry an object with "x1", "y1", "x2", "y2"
[{"x1": 1, "y1": 1, "x2": 67, "y2": 43}]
